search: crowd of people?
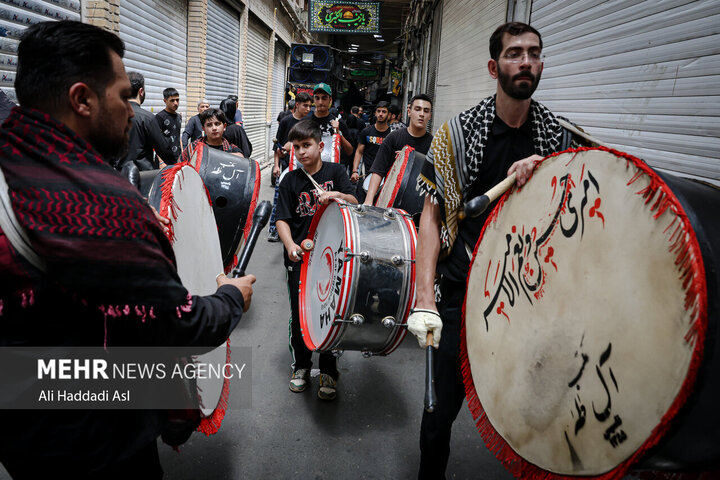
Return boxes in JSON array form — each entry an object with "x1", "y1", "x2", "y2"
[{"x1": 0, "y1": 17, "x2": 588, "y2": 479}]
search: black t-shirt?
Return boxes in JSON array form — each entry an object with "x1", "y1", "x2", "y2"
[
  {"x1": 305, "y1": 112, "x2": 350, "y2": 140},
  {"x1": 156, "y1": 110, "x2": 182, "y2": 162},
  {"x1": 358, "y1": 124, "x2": 391, "y2": 171},
  {"x1": 276, "y1": 162, "x2": 356, "y2": 267},
  {"x1": 369, "y1": 127, "x2": 433, "y2": 178},
  {"x1": 275, "y1": 114, "x2": 303, "y2": 151},
  {"x1": 438, "y1": 115, "x2": 535, "y2": 282}
]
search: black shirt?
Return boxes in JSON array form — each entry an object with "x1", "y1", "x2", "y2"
[
  {"x1": 223, "y1": 123, "x2": 252, "y2": 158},
  {"x1": 276, "y1": 162, "x2": 356, "y2": 267},
  {"x1": 305, "y1": 112, "x2": 350, "y2": 140},
  {"x1": 275, "y1": 114, "x2": 303, "y2": 151},
  {"x1": 121, "y1": 102, "x2": 175, "y2": 171},
  {"x1": 182, "y1": 114, "x2": 203, "y2": 149},
  {"x1": 439, "y1": 115, "x2": 535, "y2": 282},
  {"x1": 358, "y1": 124, "x2": 391, "y2": 171},
  {"x1": 155, "y1": 110, "x2": 182, "y2": 162},
  {"x1": 369, "y1": 127, "x2": 433, "y2": 178}
]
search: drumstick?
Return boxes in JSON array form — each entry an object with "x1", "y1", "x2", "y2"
[
  {"x1": 424, "y1": 332, "x2": 437, "y2": 413},
  {"x1": 301, "y1": 239, "x2": 314, "y2": 252},
  {"x1": 231, "y1": 200, "x2": 272, "y2": 278},
  {"x1": 460, "y1": 172, "x2": 517, "y2": 220}
]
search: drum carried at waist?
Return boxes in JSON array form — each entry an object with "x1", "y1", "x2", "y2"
[
  {"x1": 299, "y1": 200, "x2": 417, "y2": 356},
  {"x1": 147, "y1": 164, "x2": 231, "y2": 436},
  {"x1": 463, "y1": 147, "x2": 720, "y2": 478},
  {"x1": 375, "y1": 146, "x2": 425, "y2": 225},
  {"x1": 189, "y1": 144, "x2": 260, "y2": 269}
]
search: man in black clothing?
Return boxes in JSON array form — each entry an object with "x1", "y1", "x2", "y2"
[
  {"x1": 119, "y1": 71, "x2": 176, "y2": 171},
  {"x1": 155, "y1": 87, "x2": 182, "y2": 164},
  {"x1": 388, "y1": 104, "x2": 406, "y2": 132},
  {"x1": 351, "y1": 101, "x2": 390, "y2": 203},
  {"x1": 364, "y1": 94, "x2": 434, "y2": 204},
  {"x1": 182, "y1": 98, "x2": 210, "y2": 148},
  {"x1": 305, "y1": 83, "x2": 353, "y2": 163}
]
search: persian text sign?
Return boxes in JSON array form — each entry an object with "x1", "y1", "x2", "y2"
[{"x1": 309, "y1": 1, "x2": 380, "y2": 34}]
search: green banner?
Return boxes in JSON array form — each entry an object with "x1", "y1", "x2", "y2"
[{"x1": 309, "y1": 1, "x2": 381, "y2": 34}]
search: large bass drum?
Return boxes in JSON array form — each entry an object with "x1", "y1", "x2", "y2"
[
  {"x1": 299, "y1": 200, "x2": 416, "y2": 355},
  {"x1": 375, "y1": 146, "x2": 425, "y2": 225},
  {"x1": 320, "y1": 133, "x2": 341, "y2": 164},
  {"x1": 463, "y1": 147, "x2": 720, "y2": 478},
  {"x1": 189, "y1": 143, "x2": 260, "y2": 269},
  {"x1": 147, "y1": 164, "x2": 231, "y2": 435}
]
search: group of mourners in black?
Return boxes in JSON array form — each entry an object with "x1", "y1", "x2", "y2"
[{"x1": 0, "y1": 17, "x2": 592, "y2": 480}]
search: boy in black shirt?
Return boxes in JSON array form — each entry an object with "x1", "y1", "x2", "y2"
[
  {"x1": 364, "y1": 94, "x2": 433, "y2": 204},
  {"x1": 180, "y1": 108, "x2": 243, "y2": 162},
  {"x1": 155, "y1": 87, "x2": 182, "y2": 164},
  {"x1": 351, "y1": 100, "x2": 391, "y2": 203},
  {"x1": 276, "y1": 120, "x2": 357, "y2": 401},
  {"x1": 305, "y1": 83, "x2": 353, "y2": 163}
]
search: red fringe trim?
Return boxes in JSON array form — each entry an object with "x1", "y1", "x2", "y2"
[
  {"x1": 196, "y1": 338, "x2": 232, "y2": 436},
  {"x1": 242, "y1": 160, "x2": 261, "y2": 245},
  {"x1": 461, "y1": 146, "x2": 708, "y2": 480},
  {"x1": 158, "y1": 162, "x2": 191, "y2": 244}
]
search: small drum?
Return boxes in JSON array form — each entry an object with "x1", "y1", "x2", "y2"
[
  {"x1": 299, "y1": 200, "x2": 417, "y2": 355},
  {"x1": 463, "y1": 147, "x2": 720, "y2": 478},
  {"x1": 362, "y1": 173, "x2": 384, "y2": 192},
  {"x1": 375, "y1": 146, "x2": 425, "y2": 224},
  {"x1": 147, "y1": 164, "x2": 231, "y2": 435},
  {"x1": 321, "y1": 133, "x2": 341, "y2": 164},
  {"x1": 189, "y1": 143, "x2": 260, "y2": 269}
]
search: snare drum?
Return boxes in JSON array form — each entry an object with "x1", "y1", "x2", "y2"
[
  {"x1": 188, "y1": 143, "x2": 260, "y2": 269},
  {"x1": 463, "y1": 147, "x2": 720, "y2": 478},
  {"x1": 147, "y1": 164, "x2": 231, "y2": 435},
  {"x1": 299, "y1": 200, "x2": 417, "y2": 355},
  {"x1": 375, "y1": 146, "x2": 425, "y2": 224},
  {"x1": 321, "y1": 133, "x2": 341, "y2": 164}
]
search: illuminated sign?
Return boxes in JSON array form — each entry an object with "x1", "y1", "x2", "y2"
[
  {"x1": 309, "y1": 1, "x2": 381, "y2": 34},
  {"x1": 349, "y1": 68, "x2": 378, "y2": 79}
]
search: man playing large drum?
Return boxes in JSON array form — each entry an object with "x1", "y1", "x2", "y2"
[{"x1": 406, "y1": 22, "x2": 585, "y2": 478}]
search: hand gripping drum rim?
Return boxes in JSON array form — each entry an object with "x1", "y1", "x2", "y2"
[{"x1": 460, "y1": 146, "x2": 714, "y2": 479}]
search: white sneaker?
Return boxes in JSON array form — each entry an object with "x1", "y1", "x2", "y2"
[
  {"x1": 317, "y1": 373, "x2": 337, "y2": 401},
  {"x1": 289, "y1": 368, "x2": 310, "y2": 393}
]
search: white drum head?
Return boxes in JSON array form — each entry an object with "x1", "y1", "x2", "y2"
[
  {"x1": 464, "y1": 148, "x2": 705, "y2": 477},
  {"x1": 320, "y1": 134, "x2": 340, "y2": 164}
]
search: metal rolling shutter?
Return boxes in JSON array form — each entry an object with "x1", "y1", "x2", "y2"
[
  {"x1": 243, "y1": 16, "x2": 270, "y2": 164},
  {"x1": 431, "y1": 0, "x2": 506, "y2": 128},
  {"x1": 0, "y1": 0, "x2": 81, "y2": 102},
  {"x1": 270, "y1": 39, "x2": 287, "y2": 146},
  {"x1": 424, "y1": 1, "x2": 443, "y2": 133},
  {"x1": 206, "y1": 0, "x2": 240, "y2": 109},
  {"x1": 531, "y1": 0, "x2": 720, "y2": 183},
  {"x1": 119, "y1": 0, "x2": 188, "y2": 117}
]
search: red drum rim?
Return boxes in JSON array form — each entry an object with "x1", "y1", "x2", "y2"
[
  {"x1": 236, "y1": 159, "x2": 261, "y2": 269},
  {"x1": 299, "y1": 198, "x2": 356, "y2": 351},
  {"x1": 460, "y1": 146, "x2": 708, "y2": 480},
  {"x1": 376, "y1": 207, "x2": 416, "y2": 355},
  {"x1": 156, "y1": 162, "x2": 231, "y2": 436},
  {"x1": 380, "y1": 146, "x2": 414, "y2": 208}
]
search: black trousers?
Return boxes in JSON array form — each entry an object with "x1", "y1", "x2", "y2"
[
  {"x1": 418, "y1": 278, "x2": 466, "y2": 480},
  {"x1": 287, "y1": 267, "x2": 338, "y2": 378}
]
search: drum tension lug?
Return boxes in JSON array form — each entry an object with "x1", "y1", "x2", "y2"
[
  {"x1": 381, "y1": 316, "x2": 397, "y2": 328},
  {"x1": 383, "y1": 209, "x2": 396, "y2": 220},
  {"x1": 352, "y1": 204, "x2": 368, "y2": 215},
  {"x1": 333, "y1": 313, "x2": 365, "y2": 326},
  {"x1": 361, "y1": 350, "x2": 374, "y2": 358},
  {"x1": 391, "y1": 255, "x2": 415, "y2": 265},
  {"x1": 345, "y1": 250, "x2": 372, "y2": 263}
]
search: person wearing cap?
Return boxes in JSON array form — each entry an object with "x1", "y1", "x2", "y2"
[
  {"x1": 182, "y1": 98, "x2": 210, "y2": 148},
  {"x1": 306, "y1": 83, "x2": 353, "y2": 163}
]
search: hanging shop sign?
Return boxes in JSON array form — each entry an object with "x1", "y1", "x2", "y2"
[
  {"x1": 309, "y1": 1, "x2": 380, "y2": 34},
  {"x1": 390, "y1": 67, "x2": 402, "y2": 96},
  {"x1": 349, "y1": 68, "x2": 379, "y2": 79}
]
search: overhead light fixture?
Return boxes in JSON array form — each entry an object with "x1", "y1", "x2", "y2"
[
  {"x1": 302, "y1": 52, "x2": 314, "y2": 64},
  {"x1": 377, "y1": 38, "x2": 384, "y2": 42}
]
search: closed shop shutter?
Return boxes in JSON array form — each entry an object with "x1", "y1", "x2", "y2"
[
  {"x1": 270, "y1": 39, "x2": 288, "y2": 146},
  {"x1": 206, "y1": 0, "x2": 240, "y2": 109},
  {"x1": 0, "y1": 1, "x2": 81, "y2": 102},
  {"x1": 531, "y1": 0, "x2": 720, "y2": 183},
  {"x1": 424, "y1": 2, "x2": 443, "y2": 132},
  {"x1": 243, "y1": 15, "x2": 270, "y2": 163},
  {"x1": 119, "y1": 0, "x2": 188, "y2": 117},
  {"x1": 431, "y1": 0, "x2": 506, "y2": 128}
]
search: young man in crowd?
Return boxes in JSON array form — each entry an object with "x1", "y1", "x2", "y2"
[
  {"x1": 0, "y1": 20, "x2": 255, "y2": 478},
  {"x1": 363, "y1": 94, "x2": 434, "y2": 205},
  {"x1": 306, "y1": 83, "x2": 353, "y2": 161},
  {"x1": 275, "y1": 120, "x2": 357, "y2": 401},
  {"x1": 350, "y1": 100, "x2": 391, "y2": 204},
  {"x1": 268, "y1": 92, "x2": 313, "y2": 242},
  {"x1": 180, "y1": 108, "x2": 244, "y2": 163},
  {"x1": 388, "y1": 104, "x2": 406, "y2": 132},
  {"x1": 156, "y1": 87, "x2": 182, "y2": 164},
  {"x1": 182, "y1": 98, "x2": 210, "y2": 148}
]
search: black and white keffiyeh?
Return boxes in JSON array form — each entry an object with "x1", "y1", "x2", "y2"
[{"x1": 417, "y1": 95, "x2": 567, "y2": 258}]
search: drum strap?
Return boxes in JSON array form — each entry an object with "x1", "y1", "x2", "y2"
[
  {"x1": 0, "y1": 167, "x2": 47, "y2": 272},
  {"x1": 301, "y1": 168, "x2": 327, "y2": 195}
]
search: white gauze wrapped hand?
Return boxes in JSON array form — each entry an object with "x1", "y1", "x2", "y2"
[{"x1": 406, "y1": 308, "x2": 442, "y2": 348}]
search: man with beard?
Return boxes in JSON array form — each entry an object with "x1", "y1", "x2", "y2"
[
  {"x1": 119, "y1": 71, "x2": 177, "y2": 171},
  {"x1": 156, "y1": 87, "x2": 182, "y2": 164},
  {"x1": 0, "y1": 20, "x2": 255, "y2": 478},
  {"x1": 406, "y1": 22, "x2": 585, "y2": 478}
]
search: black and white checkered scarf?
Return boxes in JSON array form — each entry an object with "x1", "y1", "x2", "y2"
[{"x1": 417, "y1": 95, "x2": 566, "y2": 257}]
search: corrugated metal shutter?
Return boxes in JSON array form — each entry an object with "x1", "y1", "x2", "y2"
[
  {"x1": 424, "y1": 1, "x2": 443, "y2": 132},
  {"x1": 0, "y1": 0, "x2": 81, "y2": 102},
  {"x1": 431, "y1": 0, "x2": 506, "y2": 128},
  {"x1": 206, "y1": 0, "x2": 240, "y2": 109},
  {"x1": 120, "y1": 0, "x2": 188, "y2": 116},
  {"x1": 531, "y1": 0, "x2": 720, "y2": 183},
  {"x1": 270, "y1": 39, "x2": 287, "y2": 146},
  {"x1": 244, "y1": 15, "x2": 270, "y2": 164}
]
